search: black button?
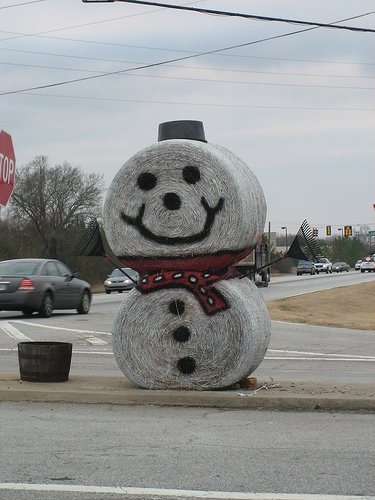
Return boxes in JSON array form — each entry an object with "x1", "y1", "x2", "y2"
[
  {"x1": 169, "y1": 300, "x2": 185, "y2": 315},
  {"x1": 177, "y1": 356, "x2": 196, "y2": 374},
  {"x1": 173, "y1": 326, "x2": 190, "y2": 343}
]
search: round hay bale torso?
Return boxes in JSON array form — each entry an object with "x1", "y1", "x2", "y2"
[{"x1": 113, "y1": 278, "x2": 270, "y2": 390}]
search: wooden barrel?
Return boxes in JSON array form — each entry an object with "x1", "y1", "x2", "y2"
[{"x1": 18, "y1": 341, "x2": 72, "y2": 382}]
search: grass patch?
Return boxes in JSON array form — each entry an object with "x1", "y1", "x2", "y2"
[{"x1": 268, "y1": 281, "x2": 375, "y2": 331}]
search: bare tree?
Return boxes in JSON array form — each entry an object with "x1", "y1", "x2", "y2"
[{"x1": 9, "y1": 156, "x2": 104, "y2": 258}]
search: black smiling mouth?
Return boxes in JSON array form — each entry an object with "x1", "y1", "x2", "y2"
[{"x1": 121, "y1": 196, "x2": 224, "y2": 245}]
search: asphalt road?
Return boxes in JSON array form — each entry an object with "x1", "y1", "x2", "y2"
[
  {"x1": 1, "y1": 271, "x2": 374, "y2": 383},
  {"x1": 1, "y1": 273, "x2": 375, "y2": 500},
  {"x1": 1, "y1": 403, "x2": 374, "y2": 499}
]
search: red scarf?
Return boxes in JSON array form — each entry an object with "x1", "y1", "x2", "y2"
[{"x1": 120, "y1": 248, "x2": 252, "y2": 315}]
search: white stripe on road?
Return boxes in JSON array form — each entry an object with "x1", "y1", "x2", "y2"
[
  {"x1": 11, "y1": 319, "x2": 109, "y2": 345},
  {"x1": 268, "y1": 349, "x2": 375, "y2": 360},
  {"x1": 0, "y1": 322, "x2": 32, "y2": 342},
  {"x1": 82, "y1": 335, "x2": 107, "y2": 346},
  {"x1": 265, "y1": 357, "x2": 375, "y2": 362},
  {"x1": 13, "y1": 320, "x2": 111, "y2": 336},
  {"x1": 0, "y1": 348, "x2": 112, "y2": 354},
  {"x1": 0, "y1": 483, "x2": 373, "y2": 499}
]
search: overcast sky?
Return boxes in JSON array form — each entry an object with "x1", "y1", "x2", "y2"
[{"x1": 1, "y1": 0, "x2": 374, "y2": 235}]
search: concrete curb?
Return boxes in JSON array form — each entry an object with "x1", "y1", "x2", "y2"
[{"x1": 1, "y1": 373, "x2": 374, "y2": 412}]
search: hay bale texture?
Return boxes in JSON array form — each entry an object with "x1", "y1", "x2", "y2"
[
  {"x1": 113, "y1": 279, "x2": 270, "y2": 390},
  {"x1": 103, "y1": 140, "x2": 266, "y2": 259},
  {"x1": 103, "y1": 127, "x2": 271, "y2": 390}
]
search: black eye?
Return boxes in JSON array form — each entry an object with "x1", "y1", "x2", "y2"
[
  {"x1": 183, "y1": 166, "x2": 200, "y2": 184},
  {"x1": 137, "y1": 172, "x2": 157, "y2": 191}
]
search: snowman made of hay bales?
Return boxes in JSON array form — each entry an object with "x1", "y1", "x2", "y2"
[{"x1": 103, "y1": 120, "x2": 271, "y2": 390}]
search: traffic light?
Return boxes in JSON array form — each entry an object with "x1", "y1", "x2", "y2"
[
  {"x1": 344, "y1": 225, "x2": 352, "y2": 237},
  {"x1": 326, "y1": 225, "x2": 331, "y2": 236},
  {"x1": 312, "y1": 227, "x2": 318, "y2": 237}
]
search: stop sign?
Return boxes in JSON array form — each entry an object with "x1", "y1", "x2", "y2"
[{"x1": 0, "y1": 130, "x2": 16, "y2": 207}]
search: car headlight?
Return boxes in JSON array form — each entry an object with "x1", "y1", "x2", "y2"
[{"x1": 105, "y1": 280, "x2": 112, "y2": 285}]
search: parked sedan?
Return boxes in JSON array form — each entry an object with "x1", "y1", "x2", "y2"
[
  {"x1": 332, "y1": 262, "x2": 350, "y2": 272},
  {"x1": 104, "y1": 267, "x2": 139, "y2": 294},
  {"x1": 0, "y1": 258, "x2": 91, "y2": 317}
]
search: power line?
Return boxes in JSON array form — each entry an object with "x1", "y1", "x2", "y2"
[
  {"x1": 2, "y1": 46, "x2": 374, "y2": 78},
  {"x1": 0, "y1": 0, "x2": 47, "y2": 9},
  {"x1": 0, "y1": 0, "x2": 206, "y2": 43},
  {"x1": 2, "y1": 61, "x2": 374, "y2": 91},
  {"x1": 83, "y1": 0, "x2": 375, "y2": 34},
  {"x1": 11, "y1": 91, "x2": 375, "y2": 111},
  {"x1": 1, "y1": 45, "x2": 374, "y2": 70},
  {"x1": 0, "y1": 12, "x2": 372, "y2": 96}
]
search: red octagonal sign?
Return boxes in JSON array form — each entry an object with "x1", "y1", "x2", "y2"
[{"x1": 0, "y1": 130, "x2": 16, "y2": 207}]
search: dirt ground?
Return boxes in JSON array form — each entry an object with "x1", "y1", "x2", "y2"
[{"x1": 267, "y1": 280, "x2": 375, "y2": 331}]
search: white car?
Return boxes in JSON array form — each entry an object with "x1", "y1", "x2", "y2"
[
  {"x1": 314, "y1": 258, "x2": 332, "y2": 274},
  {"x1": 104, "y1": 267, "x2": 139, "y2": 293},
  {"x1": 360, "y1": 257, "x2": 375, "y2": 273}
]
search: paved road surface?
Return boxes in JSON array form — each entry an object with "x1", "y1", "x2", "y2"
[
  {"x1": 1, "y1": 274, "x2": 374, "y2": 499},
  {"x1": 1, "y1": 403, "x2": 374, "y2": 499}
]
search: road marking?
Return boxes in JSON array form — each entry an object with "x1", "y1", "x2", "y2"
[
  {"x1": 0, "y1": 348, "x2": 113, "y2": 354},
  {"x1": 265, "y1": 357, "x2": 375, "y2": 362},
  {"x1": 0, "y1": 483, "x2": 373, "y2": 499},
  {"x1": 1, "y1": 321, "x2": 108, "y2": 346},
  {"x1": 81, "y1": 335, "x2": 108, "y2": 346},
  {"x1": 13, "y1": 320, "x2": 111, "y2": 336},
  {"x1": 268, "y1": 349, "x2": 375, "y2": 360},
  {"x1": 0, "y1": 322, "x2": 32, "y2": 341}
]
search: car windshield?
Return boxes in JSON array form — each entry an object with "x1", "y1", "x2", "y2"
[
  {"x1": 110, "y1": 268, "x2": 138, "y2": 279},
  {"x1": 298, "y1": 261, "x2": 311, "y2": 267},
  {"x1": 317, "y1": 258, "x2": 328, "y2": 263},
  {"x1": 0, "y1": 260, "x2": 39, "y2": 276}
]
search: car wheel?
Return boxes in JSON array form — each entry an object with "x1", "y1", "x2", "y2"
[
  {"x1": 77, "y1": 290, "x2": 90, "y2": 314},
  {"x1": 39, "y1": 293, "x2": 53, "y2": 318},
  {"x1": 361, "y1": 270, "x2": 365, "y2": 273},
  {"x1": 118, "y1": 290, "x2": 123, "y2": 293},
  {"x1": 22, "y1": 308, "x2": 34, "y2": 316},
  {"x1": 105, "y1": 290, "x2": 111, "y2": 294}
]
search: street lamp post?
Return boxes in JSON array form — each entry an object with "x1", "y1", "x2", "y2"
[
  {"x1": 281, "y1": 226, "x2": 288, "y2": 253},
  {"x1": 338, "y1": 228, "x2": 343, "y2": 238}
]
